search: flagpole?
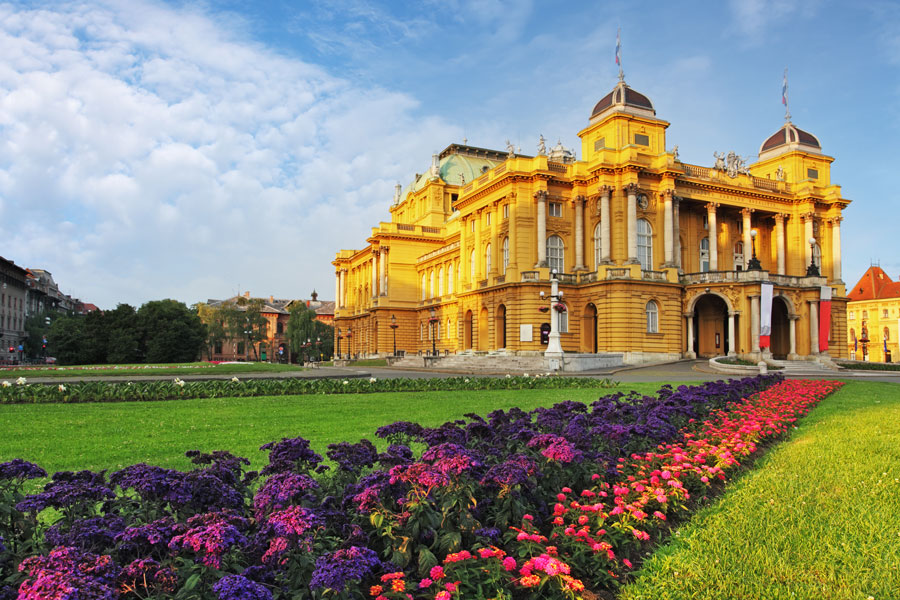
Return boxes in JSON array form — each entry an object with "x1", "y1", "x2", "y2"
[
  {"x1": 783, "y1": 67, "x2": 791, "y2": 123},
  {"x1": 616, "y1": 28, "x2": 624, "y2": 82}
]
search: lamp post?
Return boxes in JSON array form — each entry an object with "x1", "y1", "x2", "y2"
[
  {"x1": 389, "y1": 314, "x2": 398, "y2": 356},
  {"x1": 806, "y1": 237, "x2": 820, "y2": 276},
  {"x1": 860, "y1": 321, "x2": 869, "y2": 361},
  {"x1": 747, "y1": 229, "x2": 762, "y2": 271},
  {"x1": 315, "y1": 336, "x2": 322, "y2": 361},
  {"x1": 545, "y1": 270, "x2": 564, "y2": 356},
  {"x1": 336, "y1": 327, "x2": 342, "y2": 360},
  {"x1": 346, "y1": 327, "x2": 352, "y2": 359},
  {"x1": 429, "y1": 308, "x2": 437, "y2": 356}
]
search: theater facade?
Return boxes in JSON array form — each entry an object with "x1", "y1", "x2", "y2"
[{"x1": 332, "y1": 77, "x2": 849, "y2": 367}]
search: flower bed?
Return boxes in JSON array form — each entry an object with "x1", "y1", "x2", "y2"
[
  {"x1": 0, "y1": 375, "x2": 841, "y2": 599},
  {"x1": 0, "y1": 375, "x2": 618, "y2": 404}
]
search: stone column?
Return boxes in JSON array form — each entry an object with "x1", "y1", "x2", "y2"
[
  {"x1": 831, "y1": 217, "x2": 843, "y2": 282},
  {"x1": 685, "y1": 313, "x2": 696, "y2": 359},
  {"x1": 774, "y1": 214, "x2": 786, "y2": 275},
  {"x1": 626, "y1": 183, "x2": 638, "y2": 264},
  {"x1": 707, "y1": 203, "x2": 719, "y2": 271},
  {"x1": 334, "y1": 272, "x2": 340, "y2": 310},
  {"x1": 339, "y1": 270, "x2": 346, "y2": 308},
  {"x1": 742, "y1": 208, "x2": 753, "y2": 270},
  {"x1": 459, "y1": 216, "x2": 468, "y2": 286},
  {"x1": 804, "y1": 214, "x2": 815, "y2": 268},
  {"x1": 663, "y1": 190, "x2": 674, "y2": 266},
  {"x1": 489, "y1": 206, "x2": 499, "y2": 276},
  {"x1": 673, "y1": 196, "x2": 682, "y2": 269},
  {"x1": 508, "y1": 195, "x2": 518, "y2": 272},
  {"x1": 789, "y1": 316, "x2": 798, "y2": 359},
  {"x1": 535, "y1": 191, "x2": 548, "y2": 267},
  {"x1": 371, "y1": 252, "x2": 378, "y2": 297},
  {"x1": 474, "y1": 210, "x2": 483, "y2": 281},
  {"x1": 728, "y1": 311, "x2": 736, "y2": 356},
  {"x1": 751, "y1": 294, "x2": 760, "y2": 354},
  {"x1": 379, "y1": 248, "x2": 387, "y2": 295},
  {"x1": 600, "y1": 186, "x2": 612, "y2": 264},
  {"x1": 574, "y1": 195, "x2": 586, "y2": 270},
  {"x1": 809, "y1": 300, "x2": 819, "y2": 356}
]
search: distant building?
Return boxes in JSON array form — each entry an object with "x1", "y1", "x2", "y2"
[
  {"x1": 1, "y1": 256, "x2": 29, "y2": 359},
  {"x1": 333, "y1": 75, "x2": 849, "y2": 367},
  {"x1": 846, "y1": 266, "x2": 900, "y2": 362},
  {"x1": 203, "y1": 291, "x2": 333, "y2": 362}
]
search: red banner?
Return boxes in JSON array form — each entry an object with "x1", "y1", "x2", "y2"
[{"x1": 819, "y1": 286, "x2": 832, "y2": 352}]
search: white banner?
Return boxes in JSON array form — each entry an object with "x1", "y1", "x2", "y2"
[{"x1": 760, "y1": 283, "x2": 773, "y2": 338}]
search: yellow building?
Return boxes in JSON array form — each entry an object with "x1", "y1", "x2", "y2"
[
  {"x1": 332, "y1": 76, "x2": 849, "y2": 369},
  {"x1": 846, "y1": 266, "x2": 900, "y2": 363}
]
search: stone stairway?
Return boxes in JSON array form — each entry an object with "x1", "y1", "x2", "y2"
[
  {"x1": 388, "y1": 351, "x2": 624, "y2": 373},
  {"x1": 767, "y1": 358, "x2": 840, "y2": 376}
]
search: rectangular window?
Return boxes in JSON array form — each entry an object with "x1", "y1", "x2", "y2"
[
  {"x1": 503, "y1": 204, "x2": 509, "y2": 219},
  {"x1": 486, "y1": 213, "x2": 491, "y2": 226},
  {"x1": 634, "y1": 133, "x2": 649, "y2": 146},
  {"x1": 702, "y1": 216, "x2": 709, "y2": 230},
  {"x1": 807, "y1": 168, "x2": 818, "y2": 179},
  {"x1": 884, "y1": 309, "x2": 889, "y2": 318},
  {"x1": 237, "y1": 342, "x2": 245, "y2": 355},
  {"x1": 593, "y1": 137, "x2": 605, "y2": 151},
  {"x1": 549, "y1": 202, "x2": 562, "y2": 217},
  {"x1": 849, "y1": 311, "x2": 855, "y2": 320},
  {"x1": 471, "y1": 220, "x2": 475, "y2": 232}
]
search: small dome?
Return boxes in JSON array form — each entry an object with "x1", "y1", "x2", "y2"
[
  {"x1": 759, "y1": 122, "x2": 821, "y2": 158},
  {"x1": 590, "y1": 80, "x2": 655, "y2": 121},
  {"x1": 548, "y1": 140, "x2": 576, "y2": 164}
]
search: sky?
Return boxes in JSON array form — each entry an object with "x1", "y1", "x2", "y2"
[{"x1": 1, "y1": 0, "x2": 898, "y2": 309}]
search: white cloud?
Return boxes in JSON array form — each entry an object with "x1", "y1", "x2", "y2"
[{"x1": 0, "y1": 0, "x2": 458, "y2": 308}]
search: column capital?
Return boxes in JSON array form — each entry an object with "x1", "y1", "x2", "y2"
[
  {"x1": 801, "y1": 211, "x2": 815, "y2": 222},
  {"x1": 773, "y1": 212, "x2": 787, "y2": 223},
  {"x1": 828, "y1": 216, "x2": 843, "y2": 225},
  {"x1": 741, "y1": 207, "x2": 754, "y2": 217},
  {"x1": 534, "y1": 190, "x2": 548, "y2": 201},
  {"x1": 625, "y1": 182, "x2": 639, "y2": 195},
  {"x1": 599, "y1": 184, "x2": 613, "y2": 195},
  {"x1": 660, "y1": 189, "x2": 675, "y2": 201},
  {"x1": 574, "y1": 194, "x2": 586, "y2": 205},
  {"x1": 706, "y1": 201, "x2": 720, "y2": 212}
]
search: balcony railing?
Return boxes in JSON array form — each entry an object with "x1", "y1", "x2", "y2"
[
  {"x1": 556, "y1": 273, "x2": 577, "y2": 284},
  {"x1": 579, "y1": 271, "x2": 598, "y2": 284},
  {"x1": 642, "y1": 270, "x2": 667, "y2": 281},
  {"x1": 606, "y1": 268, "x2": 630, "y2": 279},
  {"x1": 521, "y1": 271, "x2": 540, "y2": 282}
]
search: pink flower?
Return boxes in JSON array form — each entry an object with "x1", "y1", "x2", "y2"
[
  {"x1": 623, "y1": 558, "x2": 633, "y2": 568},
  {"x1": 502, "y1": 557, "x2": 516, "y2": 571},
  {"x1": 418, "y1": 578, "x2": 433, "y2": 589},
  {"x1": 435, "y1": 592, "x2": 451, "y2": 600},
  {"x1": 429, "y1": 565, "x2": 445, "y2": 580}
]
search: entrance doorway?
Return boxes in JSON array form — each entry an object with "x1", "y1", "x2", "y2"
[
  {"x1": 478, "y1": 307, "x2": 489, "y2": 351},
  {"x1": 582, "y1": 303, "x2": 598, "y2": 353},
  {"x1": 496, "y1": 305, "x2": 507, "y2": 349},
  {"x1": 464, "y1": 310, "x2": 473, "y2": 350},
  {"x1": 771, "y1": 296, "x2": 790, "y2": 359},
  {"x1": 694, "y1": 294, "x2": 728, "y2": 357}
]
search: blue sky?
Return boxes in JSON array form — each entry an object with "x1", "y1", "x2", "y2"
[{"x1": 1, "y1": 0, "x2": 897, "y2": 309}]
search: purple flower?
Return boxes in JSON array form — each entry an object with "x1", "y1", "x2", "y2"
[
  {"x1": 213, "y1": 574, "x2": 273, "y2": 600},
  {"x1": 253, "y1": 472, "x2": 319, "y2": 520},
  {"x1": 376, "y1": 444, "x2": 414, "y2": 468},
  {"x1": 388, "y1": 463, "x2": 449, "y2": 488},
  {"x1": 168, "y1": 510, "x2": 249, "y2": 569},
  {"x1": 326, "y1": 439, "x2": 378, "y2": 474},
  {"x1": 259, "y1": 506, "x2": 324, "y2": 564},
  {"x1": 259, "y1": 437, "x2": 323, "y2": 476},
  {"x1": 16, "y1": 470, "x2": 114, "y2": 515},
  {"x1": 480, "y1": 455, "x2": 538, "y2": 487},
  {"x1": 115, "y1": 517, "x2": 186, "y2": 559},
  {"x1": 17, "y1": 546, "x2": 118, "y2": 600},
  {"x1": 374, "y1": 421, "x2": 424, "y2": 444},
  {"x1": 0, "y1": 459, "x2": 46, "y2": 482},
  {"x1": 44, "y1": 515, "x2": 126, "y2": 553},
  {"x1": 309, "y1": 546, "x2": 381, "y2": 592}
]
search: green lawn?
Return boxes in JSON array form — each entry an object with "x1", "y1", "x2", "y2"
[
  {"x1": 0, "y1": 362, "x2": 303, "y2": 379},
  {"x1": 0, "y1": 385, "x2": 659, "y2": 474},
  {"x1": 620, "y1": 380, "x2": 900, "y2": 600}
]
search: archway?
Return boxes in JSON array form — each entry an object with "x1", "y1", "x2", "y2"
[
  {"x1": 581, "y1": 303, "x2": 597, "y2": 353},
  {"x1": 496, "y1": 304, "x2": 507, "y2": 349},
  {"x1": 464, "y1": 310, "x2": 473, "y2": 350},
  {"x1": 694, "y1": 294, "x2": 728, "y2": 357},
  {"x1": 771, "y1": 296, "x2": 790, "y2": 359},
  {"x1": 478, "y1": 307, "x2": 489, "y2": 351}
]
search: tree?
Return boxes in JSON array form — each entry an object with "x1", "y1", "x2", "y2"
[
  {"x1": 225, "y1": 297, "x2": 268, "y2": 361},
  {"x1": 137, "y1": 300, "x2": 206, "y2": 363},
  {"x1": 105, "y1": 304, "x2": 141, "y2": 364},
  {"x1": 286, "y1": 303, "x2": 315, "y2": 363},
  {"x1": 47, "y1": 314, "x2": 88, "y2": 365},
  {"x1": 23, "y1": 311, "x2": 54, "y2": 359},
  {"x1": 196, "y1": 302, "x2": 228, "y2": 360}
]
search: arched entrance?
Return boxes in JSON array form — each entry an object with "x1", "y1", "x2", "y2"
[
  {"x1": 694, "y1": 294, "x2": 728, "y2": 357},
  {"x1": 478, "y1": 307, "x2": 489, "y2": 351},
  {"x1": 582, "y1": 303, "x2": 597, "y2": 353},
  {"x1": 464, "y1": 310, "x2": 473, "y2": 350},
  {"x1": 771, "y1": 296, "x2": 790, "y2": 359},
  {"x1": 496, "y1": 305, "x2": 507, "y2": 349}
]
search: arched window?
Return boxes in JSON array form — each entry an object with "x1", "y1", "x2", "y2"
[
  {"x1": 502, "y1": 237, "x2": 509, "y2": 274},
  {"x1": 421, "y1": 274, "x2": 426, "y2": 300},
  {"x1": 470, "y1": 249, "x2": 476, "y2": 281},
  {"x1": 547, "y1": 235, "x2": 565, "y2": 273},
  {"x1": 438, "y1": 267, "x2": 444, "y2": 296},
  {"x1": 850, "y1": 328, "x2": 856, "y2": 342},
  {"x1": 593, "y1": 222, "x2": 603, "y2": 268},
  {"x1": 447, "y1": 318, "x2": 451, "y2": 339},
  {"x1": 700, "y1": 238, "x2": 710, "y2": 272},
  {"x1": 448, "y1": 264, "x2": 454, "y2": 294},
  {"x1": 558, "y1": 302, "x2": 568, "y2": 333},
  {"x1": 485, "y1": 243, "x2": 492, "y2": 275},
  {"x1": 429, "y1": 270, "x2": 435, "y2": 298},
  {"x1": 646, "y1": 301, "x2": 659, "y2": 333},
  {"x1": 734, "y1": 241, "x2": 744, "y2": 271},
  {"x1": 637, "y1": 219, "x2": 652, "y2": 270}
]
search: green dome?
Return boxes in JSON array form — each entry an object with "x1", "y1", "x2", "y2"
[{"x1": 399, "y1": 153, "x2": 501, "y2": 203}]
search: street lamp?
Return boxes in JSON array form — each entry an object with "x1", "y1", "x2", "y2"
[
  {"x1": 806, "y1": 237, "x2": 820, "y2": 276},
  {"x1": 545, "y1": 269, "x2": 564, "y2": 356},
  {"x1": 747, "y1": 229, "x2": 762, "y2": 271},
  {"x1": 346, "y1": 327, "x2": 352, "y2": 359},
  {"x1": 389, "y1": 314, "x2": 398, "y2": 356},
  {"x1": 336, "y1": 327, "x2": 342, "y2": 360},
  {"x1": 429, "y1": 308, "x2": 437, "y2": 356}
]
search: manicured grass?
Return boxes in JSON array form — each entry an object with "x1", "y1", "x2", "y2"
[
  {"x1": 620, "y1": 380, "x2": 900, "y2": 600},
  {"x1": 837, "y1": 361, "x2": 900, "y2": 371},
  {"x1": 0, "y1": 385, "x2": 659, "y2": 474},
  {"x1": 0, "y1": 362, "x2": 303, "y2": 379}
]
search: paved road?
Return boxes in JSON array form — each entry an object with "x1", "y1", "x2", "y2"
[{"x1": 11, "y1": 360, "x2": 900, "y2": 385}]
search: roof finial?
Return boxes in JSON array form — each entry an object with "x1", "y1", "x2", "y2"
[
  {"x1": 782, "y1": 67, "x2": 791, "y2": 123},
  {"x1": 616, "y1": 28, "x2": 624, "y2": 83}
]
